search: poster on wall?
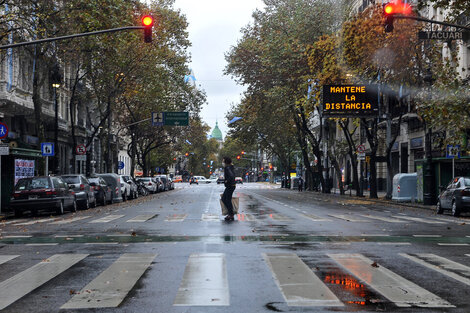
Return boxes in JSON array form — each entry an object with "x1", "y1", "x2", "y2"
[{"x1": 14, "y1": 159, "x2": 35, "y2": 185}]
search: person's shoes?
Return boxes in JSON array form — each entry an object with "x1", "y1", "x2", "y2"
[{"x1": 224, "y1": 215, "x2": 235, "y2": 221}]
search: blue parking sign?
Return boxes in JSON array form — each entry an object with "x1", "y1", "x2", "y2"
[{"x1": 41, "y1": 143, "x2": 54, "y2": 156}]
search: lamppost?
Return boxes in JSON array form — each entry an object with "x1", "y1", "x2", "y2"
[
  {"x1": 51, "y1": 64, "x2": 61, "y2": 174},
  {"x1": 423, "y1": 68, "x2": 436, "y2": 205}
]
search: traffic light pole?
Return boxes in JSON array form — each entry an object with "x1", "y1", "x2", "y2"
[
  {"x1": 395, "y1": 15, "x2": 470, "y2": 31},
  {"x1": 0, "y1": 26, "x2": 146, "y2": 50}
]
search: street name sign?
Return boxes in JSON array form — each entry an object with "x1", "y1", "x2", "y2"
[
  {"x1": 0, "y1": 122, "x2": 8, "y2": 139},
  {"x1": 164, "y1": 112, "x2": 189, "y2": 126},
  {"x1": 418, "y1": 31, "x2": 468, "y2": 40},
  {"x1": 0, "y1": 144, "x2": 9, "y2": 155},
  {"x1": 322, "y1": 85, "x2": 379, "y2": 117},
  {"x1": 41, "y1": 142, "x2": 54, "y2": 156}
]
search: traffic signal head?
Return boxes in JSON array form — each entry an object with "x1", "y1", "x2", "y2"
[
  {"x1": 241, "y1": 150, "x2": 245, "y2": 155},
  {"x1": 185, "y1": 152, "x2": 189, "y2": 157},
  {"x1": 383, "y1": 1, "x2": 412, "y2": 33},
  {"x1": 142, "y1": 15, "x2": 154, "y2": 43},
  {"x1": 236, "y1": 155, "x2": 241, "y2": 160}
]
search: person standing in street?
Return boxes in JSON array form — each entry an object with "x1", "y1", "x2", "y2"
[
  {"x1": 298, "y1": 176, "x2": 303, "y2": 192},
  {"x1": 222, "y1": 156, "x2": 236, "y2": 221}
]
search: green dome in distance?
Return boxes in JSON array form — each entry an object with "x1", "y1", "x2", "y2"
[{"x1": 211, "y1": 122, "x2": 223, "y2": 141}]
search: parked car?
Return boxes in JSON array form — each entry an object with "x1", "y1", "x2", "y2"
[
  {"x1": 156, "y1": 175, "x2": 171, "y2": 191},
  {"x1": 96, "y1": 173, "x2": 123, "y2": 203},
  {"x1": 136, "y1": 177, "x2": 157, "y2": 194},
  {"x1": 61, "y1": 175, "x2": 96, "y2": 209},
  {"x1": 437, "y1": 176, "x2": 470, "y2": 217},
  {"x1": 217, "y1": 176, "x2": 225, "y2": 184},
  {"x1": 123, "y1": 175, "x2": 139, "y2": 199},
  {"x1": 194, "y1": 175, "x2": 210, "y2": 183},
  {"x1": 189, "y1": 177, "x2": 198, "y2": 185},
  {"x1": 153, "y1": 177, "x2": 165, "y2": 192},
  {"x1": 168, "y1": 177, "x2": 175, "y2": 190},
  {"x1": 10, "y1": 176, "x2": 77, "y2": 217},
  {"x1": 136, "y1": 179, "x2": 150, "y2": 196},
  {"x1": 235, "y1": 177, "x2": 243, "y2": 184},
  {"x1": 87, "y1": 176, "x2": 112, "y2": 206},
  {"x1": 119, "y1": 175, "x2": 132, "y2": 201}
]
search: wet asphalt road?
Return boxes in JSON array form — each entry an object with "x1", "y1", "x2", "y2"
[{"x1": 0, "y1": 182, "x2": 469, "y2": 313}]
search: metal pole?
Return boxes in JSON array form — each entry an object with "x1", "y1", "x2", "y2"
[
  {"x1": 452, "y1": 157, "x2": 455, "y2": 178},
  {"x1": 0, "y1": 155, "x2": 2, "y2": 214},
  {"x1": 45, "y1": 156, "x2": 48, "y2": 176},
  {"x1": 54, "y1": 87, "x2": 59, "y2": 174}
]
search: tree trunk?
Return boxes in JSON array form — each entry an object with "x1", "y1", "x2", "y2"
[{"x1": 329, "y1": 150, "x2": 344, "y2": 195}]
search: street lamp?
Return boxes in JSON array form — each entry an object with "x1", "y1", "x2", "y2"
[
  {"x1": 423, "y1": 68, "x2": 436, "y2": 205},
  {"x1": 50, "y1": 64, "x2": 62, "y2": 174}
]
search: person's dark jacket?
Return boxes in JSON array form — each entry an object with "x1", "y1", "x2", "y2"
[{"x1": 224, "y1": 165, "x2": 236, "y2": 187}]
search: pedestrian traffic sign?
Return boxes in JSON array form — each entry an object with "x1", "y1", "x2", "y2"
[
  {"x1": 152, "y1": 112, "x2": 164, "y2": 126},
  {"x1": 118, "y1": 161, "x2": 125, "y2": 170},
  {"x1": 41, "y1": 143, "x2": 54, "y2": 156},
  {"x1": 75, "y1": 144, "x2": 86, "y2": 155},
  {"x1": 446, "y1": 145, "x2": 460, "y2": 159},
  {"x1": 0, "y1": 122, "x2": 8, "y2": 139}
]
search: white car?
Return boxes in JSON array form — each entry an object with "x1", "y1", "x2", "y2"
[
  {"x1": 194, "y1": 176, "x2": 210, "y2": 183},
  {"x1": 119, "y1": 175, "x2": 132, "y2": 201},
  {"x1": 136, "y1": 177, "x2": 158, "y2": 193}
]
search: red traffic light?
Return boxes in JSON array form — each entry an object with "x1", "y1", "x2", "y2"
[
  {"x1": 384, "y1": 3, "x2": 394, "y2": 14},
  {"x1": 142, "y1": 15, "x2": 154, "y2": 43},
  {"x1": 142, "y1": 15, "x2": 154, "y2": 27},
  {"x1": 185, "y1": 153, "x2": 189, "y2": 157},
  {"x1": 236, "y1": 155, "x2": 241, "y2": 160},
  {"x1": 241, "y1": 150, "x2": 245, "y2": 155}
]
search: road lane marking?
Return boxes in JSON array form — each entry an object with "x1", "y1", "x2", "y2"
[
  {"x1": 85, "y1": 242, "x2": 119, "y2": 245},
  {"x1": 26, "y1": 243, "x2": 58, "y2": 246},
  {"x1": 263, "y1": 253, "x2": 343, "y2": 307},
  {"x1": 165, "y1": 214, "x2": 187, "y2": 222},
  {"x1": 201, "y1": 214, "x2": 220, "y2": 221},
  {"x1": 16, "y1": 218, "x2": 57, "y2": 226},
  {"x1": 359, "y1": 214, "x2": 406, "y2": 223},
  {"x1": 237, "y1": 213, "x2": 255, "y2": 221},
  {"x1": 302, "y1": 214, "x2": 331, "y2": 222},
  {"x1": 270, "y1": 214, "x2": 292, "y2": 221},
  {"x1": 0, "y1": 254, "x2": 88, "y2": 310},
  {"x1": 328, "y1": 253, "x2": 454, "y2": 308},
  {"x1": 0, "y1": 255, "x2": 19, "y2": 265},
  {"x1": 88, "y1": 215, "x2": 124, "y2": 223},
  {"x1": 377, "y1": 242, "x2": 411, "y2": 245},
  {"x1": 392, "y1": 216, "x2": 446, "y2": 224},
  {"x1": 360, "y1": 234, "x2": 390, "y2": 237},
  {"x1": 174, "y1": 253, "x2": 229, "y2": 306},
  {"x1": 54, "y1": 235, "x2": 84, "y2": 238},
  {"x1": 0, "y1": 219, "x2": 29, "y2": 225},
  {"x1": 466, "y1": 254, "x2": 470, "y2": 257},
  {"x1": 413, "y1": 235, "x2": 443, "y2": 237},
  {"x1": 50, "y1": 216, "x2": 91, "y2": 225},
  {"x1": 328, "y1": 214, "x2": 370, "y2": 222},
  {"x1": 126, "y1": 214, "x2": 157, "y2": 223},
  {"x1": 400, "y1": 253, "x2": 470, "y2": 286},
  {"x1": 437, "y1": 243, "x2": 469, "y2": 246},
  {"x1": 3, "y1": 235, "x2": 32, "y2": 238},
  {"x1": 61, "y1": 253, "x2": 156, "y2": 309}
]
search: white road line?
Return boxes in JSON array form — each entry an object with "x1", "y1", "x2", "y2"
[
  {"x1": 50, "y1": 216, "x2": 91, "y2": 225},
  {"x1": 437, "y1": 243, "x2": 469, "y2": 246},
  {"x1": 106, "y1": 234, "x2": 132, "y2": 237},
  {"x1": 0, "y1": 255, "x2": 19, "y2": 265},
  {"x1": 0, "y1": 219, "x2": 29, "y2": 225},
  {"x1": 61, "y1": 253, "x2": 156, "y2": 309},
  {"x1": 0, "y1": 254, "x2": 88, "y2": 310},
  {"x1": 165, "y1": 214, "x2": 187, "y2": 222},
  {"x1": 328, "y1": 253, "x2": 454, "y2": 308},
  {"x1": 174, "y1": 253, "x2": 229, "y2": 306},
  {"x1": 392, "y1": 216, "x2": 446, "y2": 224},
  {"x1": 3, "y1": 235, "x2": 32, "y2": 238},
  {"x1": 16, "y1": 218, "x2": 57, "y2": 226},
  {"x1": 302, "y1": 214, "x2": 331, "y2": 222},
  {"x1": 328, "y1": 214, "x2": 370, "y2": 222},
  {"x1": 54, "y1": 235, "x2": 84, "y2": 238},
  {"x1": 400, "y1": 253, "x2": 470, "y2": 286},
  {"x1": 465, "y1": 254, "x2": 470, "y2": 257},
  {"x1": 263, "y1": 253, "x2": 343, "y2": 307},
  {"x1": 360, "y1": 234, "x2": 390, "y2": 237},
  {"x1": 377, "y1": 242, "x2": 411, "y2": 245},
  {"x1": 85, "y1": 242, "x2": 119, "y2": 245},
  {"x1": 434, "y1": 217, "x2": 468, "y2": 224},
  {"x1": 201, "y1": 214, "x2": 220, "y2": 221},
  {"x1": 413, "y1": 235, "x2": 443, "y2": 238},
  {"x1": 26, "y1": 243, "x2": 58, "y2": 246},
  {"x1": 88, "y1": 215, "x2": 124, "y2": 223},
  {"x1": 359, "y1": 214, "x2": 406, "y2": 223},
  {"x1": 126, "y1": 214, "x2": 157, "y2": 223}
]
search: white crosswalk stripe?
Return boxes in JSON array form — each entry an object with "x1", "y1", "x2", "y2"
[
  {"x1": 165, "y1": 214, "x2": 187, "y2": 222},
  {"x1": 88, "y1": 214, "x2": 124, "y2": 223},
  {"x1": 201, "y1": 213, "x2": 220, "y2": 221},
  {"x1": 328, "y1": 214, "x2": 370, "y2": 222},
  {"x1": 328, "y1": 253, "x2": 454, "y2": 308},
  {"x1": 359, "y1": 214, "x2": 406, "y2": 223},
  {"x1": 16, "y1": 218, "x2": 57, "y2": 226},
  {"x1": 302, "y1": 213, "x2": 331, "y2": 222},
  {"x1": 126, "y1": 214, "x2": 157, "y2": 223},
  {"x1": 392, "y1": 215, "x2": 447, "y2": 224},
  {"x1": 61, "y1": 253, "x2": 156, "y2": 309},
  {"x1": 264, "y1": 253, "x2": 342, "y2": 306},
  {"x1": 0, "y1": 255, "x2": 19, "y2": 265},
  {"x1": 50, "y1": 216, "x2": 91, "y2": 225},
  {"x1": 0, "y1": 254, "x2": 88, "y2": 310}
]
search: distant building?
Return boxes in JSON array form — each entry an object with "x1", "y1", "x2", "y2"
[{"x1": 210, "y1": 121, "x2": 223, "y2": 146}]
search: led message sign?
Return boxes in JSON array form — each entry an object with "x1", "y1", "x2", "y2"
[{"x1": 322, "y1": 85, "x2": 379, "y2": 117}]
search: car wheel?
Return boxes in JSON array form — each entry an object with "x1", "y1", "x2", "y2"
[
  {"x1": 123, "y1": 192, "x2": 127, "y2": 201},
  {"x1": 71, "y1": 200, "x2": 77, "y2": 212},
  {"x1": 14, "y1": 209, "x2": 22, "y2": 218},
  {"x1": 451, "y1": 200, "x2": 460, "y2": 217},
  {"x1": 134, "y1": 191, "x2": 138, "y2": 199},
  {"x1": 56, "y1": 201, "x2": 64, "y2": 215},
  {"x1": 83, "y1": 198, "x2": 90, "y2": 210},
  {"x1": 436, "y1": 200, "x2": 444, "y2": 214},
  {"x1": 101, "y1": 193, "x2": 107, "y2": 206}
]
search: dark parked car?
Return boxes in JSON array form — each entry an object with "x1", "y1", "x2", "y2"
[
  {"x1": 10, "y1": 176, "x2": 77, "y2": 217},
  {"x1": 87, "y1": 176, "x2": 112, "y2": 206},
  {"x1": 217, "y1": 176, "x2": 224, "y2": 184},
  {"x1": 437, "y1": 176, "x2": 470, "y2": 217},
  {"x1": 96, "y1": 173, "x2": 123, "y2": 203},
  {"x1": 61, "y1": 175, "x2": 96, "y2": 209}
]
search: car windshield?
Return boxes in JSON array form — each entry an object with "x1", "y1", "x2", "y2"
[
  {"x1": 62, "y1": 176, "x2": 80, "y2": 184},
  {"x1": 15, "y1": 178, "x2": 50, "y2": 190},
  {"x1": 464, "y1": 178, "x2": 470, "y2": 186}
]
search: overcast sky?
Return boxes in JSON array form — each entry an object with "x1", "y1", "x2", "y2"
[{"x1": 173, "y1": 0, "x2": 265, "y2": 138}]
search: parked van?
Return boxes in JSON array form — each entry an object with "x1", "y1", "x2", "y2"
[{"x1": 96, "y1": 173, "x2": 123, "y2": 203}]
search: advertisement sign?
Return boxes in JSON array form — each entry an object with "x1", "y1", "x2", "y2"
[
  {"x1": 322, "y1": 85, "x2": 379, "y2": 117},
  {"x1": 14, "y1": 159, "x2": 35, "y2": 185}
]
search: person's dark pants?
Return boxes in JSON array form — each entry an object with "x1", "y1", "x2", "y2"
[{"x1": 222, "y1": 186, "x2": 236, "y2": 216}]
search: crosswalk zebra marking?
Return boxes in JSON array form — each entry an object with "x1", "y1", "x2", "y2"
[
  {"x1": 378, "y1": 242, "x2": 411, "y2": 245},
  {"x1": 3, "y1": 235, "x2": 32, "y2": 238},
  {"x1": 392, "y1": 216, "x2": 446, "y2": 224},
  {"x1": 0, "y1": 254, "x2": 88, "y2": 310},
  {"x1": 328, "y1": 214, "x2": 370, "y2": 222},
  {"x1": 0, "y1": 219, "x2": 28, "y2": 225},
  {"x1": 16, "y1": 218, "x2": 57, "y2": 226},
  {"x1": 88, "y1": 215, "x2": 124, "y2": 223},
  {"x1": 165, "y1": 214, "x2": 187, "y2": 222},
  {"x1": 263, "y1": 253, "x2": 343, "y2": 306},
  {"x1": 328, "y1": 253, "x2": 454, "y2": 308},
  {"x1": 25, "y1": 243, "x2": 58, "y2": 246},
  {"x1": 50, "y1": 216, "x2": 91, "y2": 225},
  {"x1": 437, "y1": 243, "x2": 469, "y2": 246},
  {"x1": 0, "y1": 255, "x2": 19, "y2": 265},
  {"x1": 201, "y1": 214, "x2": 220, "y2": 221},
  {"x1": 174, "y1": 253, "x2": 229, "y2": 306},
  {"x1": 302, "y1": 214, "x2": 331, "y2": 222},
  {"x1": 400, "y1": 253, "x2": 470, "y2": 287},
  {"x1": 61, "y1": 253, "x2": 156, "y2": 309},
  {"x1": 126, "y1": 214, "x2": 157, "y2": 223},
  {"x1": 359, "y1": 214, "x2": 406, "y2": 223}
]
